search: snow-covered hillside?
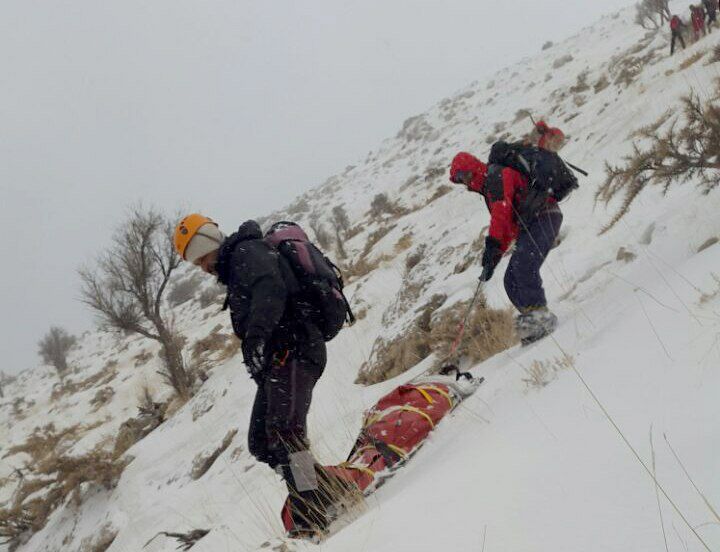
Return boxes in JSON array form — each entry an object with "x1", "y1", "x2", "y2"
[{"x1": 2, "y1": 2, "x2": 720, "y2": 551}]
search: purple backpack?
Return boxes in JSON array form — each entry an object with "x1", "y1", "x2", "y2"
[{"x1": 265, "y1": 222, "x2": 355, "y2": 341}]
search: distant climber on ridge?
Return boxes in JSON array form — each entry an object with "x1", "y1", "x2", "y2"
[
  {"x1": 449, "y1": 142, "x2": 577, "y2": 345},
  {"x1": 702, "y1": 0, "x2": 717, "y2": 30},
  {"x1": 690, "y1": 4, "x2": 707, "y2": 40},
  {"x1": 670, "y1": 14, "x2": 687, "y2": 54},
  {"x1": 173, "y1": 215, "x2": 355, "y2": 538}
]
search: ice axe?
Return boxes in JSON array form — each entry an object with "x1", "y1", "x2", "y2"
[{"x1": 440, "y1": 279, "x2": 485, "y2": 380}]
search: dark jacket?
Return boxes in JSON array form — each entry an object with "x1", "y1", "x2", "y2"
[{"x1": 216, "y1": 220, "x2": 322, "y2": 353}]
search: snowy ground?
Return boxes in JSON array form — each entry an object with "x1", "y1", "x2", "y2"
[{"x1": 2, "y1": 2, "x2": 720, "y2": 551}]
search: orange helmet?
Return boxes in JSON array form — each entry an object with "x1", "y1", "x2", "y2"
[{"x1": 174, "y1": 214, "x2": 218, "y2": 260}]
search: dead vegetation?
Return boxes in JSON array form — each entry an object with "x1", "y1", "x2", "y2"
[
  {"x1": 522, "y1": 356, "x2": 574, "y2": 390},
  {"x1": 552, "y1": 54, "x2": 574, "y2": 69},
  {"x1": 0, "y1": 424, "x2": 129, "y2": 549},
  {"x1": 357, "y1": 292, "x2": 516, "y2": 385},
  {"x1": 191, "y1": 429, "x2": 238, "y2": 480},
  {"x1": 597, "y1": 88, "x2": 720, "y2": 232},
  {"x1": 89, "y1": 387, "x2": 115, "y2": 410},
  {"x1": 679, "y1": 51, "x2": 706, "y2": 72}
]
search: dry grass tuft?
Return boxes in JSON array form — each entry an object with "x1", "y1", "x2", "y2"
[
  {"x1": 191, "y1": 429, "x2": 238, "y2": 480},
  {"x1": 357, "y1": 292, "x2": 516, "y2": 385},
  {"x1": 0, "y1": 428, "x2": 129, "y2": 549},
  {"x1": 429, "y1": 298, "x2": 517, "y2": 367},
  {"x1": 522, "y1": 356, "x2": 574, "y2": 390},
  {"x1": 679, "y1": 51, "x2": 706, "y2": 71}
]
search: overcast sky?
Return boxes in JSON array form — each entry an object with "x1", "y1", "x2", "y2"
[{"x1": 0, "y1": 0, "x2": 633, "y2": 375}]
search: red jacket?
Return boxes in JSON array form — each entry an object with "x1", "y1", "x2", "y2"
[
  {"x1": 671, "y1": 15, "x2": 682, "y2": 30},
  {"x1": 450, "y1": 152, "x2": 529, "y2": 253}
]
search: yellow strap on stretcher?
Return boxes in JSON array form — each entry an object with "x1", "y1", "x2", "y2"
[
  {"x1": 338, "y1": 462, "x2": 377, "y2": 479},
  {"x1": 416, "y1": 385, "x2": 454, "y2": 408},
  {"x1": 386, "y1": 443, "x2": 409, "y2": 459},
  {"x1": 364, "y1": 404, "x2": 436, "y2": 430}
]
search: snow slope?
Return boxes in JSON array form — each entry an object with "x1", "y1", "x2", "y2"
[{"x1": 2, "y1": 2, "x2": 720, "y2": 551}]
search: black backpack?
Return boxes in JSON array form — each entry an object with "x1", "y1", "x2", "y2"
[
  {"x1": 265, "y1": 222, "x2": 355, "y2": 342},
  {"x1": 488, "y1": 141, "x2": 579, "y2": 205}
]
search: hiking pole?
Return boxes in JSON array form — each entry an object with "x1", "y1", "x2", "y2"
[{"x1": 440, "y1": 279, "x2": 485, "y2": 379}]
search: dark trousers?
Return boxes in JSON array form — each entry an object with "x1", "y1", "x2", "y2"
[
  {"x1": 671, "y1": 30, "x2": 686, "y2": 54},
  {"x1": 248, "y1": 340, "x2": 326, "y2": 472},
  {"x1": 504, "y1": 207, "x2": 563, "y2": 312}
]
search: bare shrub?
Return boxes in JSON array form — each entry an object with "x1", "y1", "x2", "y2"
[
  {"x1": 424, "y1": 165, "x2": 445, "y2": 182},
  {"x1": 167, "y1": 273, "x2": 204, "y2": 307},
  {"x1": 570, "y1": 70, "x2": 590, "y2": 94},
  {"x1": 679, "y1": 51, "x2": 706, "y2": 71},
  {"x1": 79, "y1": 523, "x2": 117, "y2": 552},
  {"x1": 330, "y1": 205, "x2": 351, "y2": 259},
  {"x1": 309, "y1": 219, "x2": 332, "y2": 251},
  {"x1": 0, "y1": 426, "x2": 128, "y2": 549},
  {"x1": 616, "y1": 247, "x2": 637, "y2": 263},
  {"x1": 369, "y1": 193, "x2": 403, "y2": 218},
  {"x1": 542, "y1": 41, "x2": 554, "y2": 51},
  {"x1": 594, "y1": 74, "x2": 610, "y2": 93},
  {"x1": 286, "y1": 197, "x2": 310, "y2": 217},
  {"x1": 405, "y1": 245, "x2": 427, "y2": 273},
  {"x1": 634, "y1": 0, "x2": 670, "y2": 30},
  {"x1": 198, "y1": 283, "x2": 225, "y2": 309},
  {"x1": 552, "y1": 54, "x2": 574, "y2": 69},
  {"x1": 79, "y1": 205, "x2": 193, "y2": 398},
  {"x1": 429, "y1": 185, "x2": 453, "y2": 203},
  {"x1": 90, "y1": 387, "x2": 115, "y2": 411},
  {"x1": 712, "y1": 44, "x2": 720, "y2": 64},
  {"x1": 597, "y1": 90, "x2": 720, "y2": 232},
  {"x1": 191, "y1": 429, "x2": 238, "y2": 480},
  {"x1": 697, "y1": 237, "x2": 719, "y2": 252},
  {"x1": 38, "y1": 327, "x2": 76, "y2": 380},
  {"x1": 394, "y1": 233, "x2": 413, "y2": 253}
]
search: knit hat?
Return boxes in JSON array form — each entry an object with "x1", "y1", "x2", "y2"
[{"x1": 185, "y1": 223, "x2": 225, "y2": 264}]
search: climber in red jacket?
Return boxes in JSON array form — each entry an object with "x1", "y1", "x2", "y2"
[{"x1": 449, "y1": 152, "x2": 562, "y2": 344}]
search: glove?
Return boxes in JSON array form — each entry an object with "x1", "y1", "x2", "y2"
[
  {"x1": 242, "y1": 336, "x2": 267, "y2": 377},
  {"x1": 480, "y1": 237, "x2": 503, "y2": 282}
]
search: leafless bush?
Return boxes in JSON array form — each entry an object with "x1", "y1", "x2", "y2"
[
  {"x1": 79, "y1": 523, "x2": 117, "y2": 552},
  {"x1": 90, "y1": 387, "x2": 115, "y2": 410},
  {"x1": 368, "y1": 194, "x2": 408, "y2": 219},
  {"x1": 542, "y1": 41, "x2": 554, "y2": 51},
  {"x1": 594, "y1": 74, "x2": 610, "y2": 93},
  {"x1": 286, "y1": 197, "x2": 310, "y2": 217},
  {"x1": 0, "y1": 425, "x2": 128, "y2": 549},
  {"x1": 167, "y1": 273, "x2": 204, "y2": 307},
  {"x1": 331, "y1": 205, "x2": 351, "y2": 259},
  {"x1": 634, "y1": 0, "x2": 670, "y2": 29},
  {"x1": 191, "y1": 429, "x2": 238, "y2": 480},
  {"x1": 679, "y1": 51, "x2": 706, "y2": 71},
  {"x1": 405, "y1": 245, "x2": 426, "y2": 273},
  {"x1": 428, "y1": 185, "x2": 453, "y2": 203},
  {"x1": 38, "y1": 327, "x2": 76, "y2": 380},
  {"x1": 309, "y1": 219, "x2": 332, "y2": 251},
  {"x1": 597, "y1": 90, "x2": 720, "y2": 232},
  {"x1": 79, "y1": 205, "x2": 193, "y2": 398},
  {"x1": 570, "y1": 70, "x2": 590, "y2": 94},
  {"x1": 552, "y1": 54, "x2": 574, "y2": 69},
  {"x1": 198, "y1": 283, "x2": 225, "y2": 309}
]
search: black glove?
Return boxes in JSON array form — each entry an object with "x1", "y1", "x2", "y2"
[
  {"x1": 480, "y1": 237, "x2": 503, "y2": 282},
  {"x1": 242, "y1": 336, "x2": 267, "y2": 377}
]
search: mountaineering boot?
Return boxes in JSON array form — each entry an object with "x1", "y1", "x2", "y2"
[{"x1": 515, "y1": 307, "x2": 558, "y2": 346}]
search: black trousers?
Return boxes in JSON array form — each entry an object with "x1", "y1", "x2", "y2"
[
  {"x1": 671, "y1": 30, "x2": 686, "y2": 54},
  {"x1": 247, "y1": 339, "x2": 326, "y2": 471}
]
